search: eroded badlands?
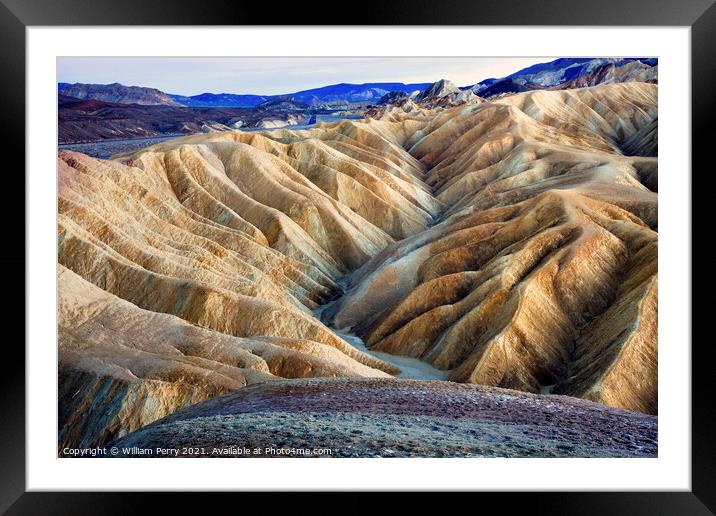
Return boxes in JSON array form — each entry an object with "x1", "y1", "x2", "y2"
[{"x1": 58, "y1": 82, "x2": 658, "y2": 450}]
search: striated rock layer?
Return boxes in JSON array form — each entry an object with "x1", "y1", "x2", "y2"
[
  {"x1": 58, "y1": 266, "x2": 391, "y2": 449},
  {"x1": 324, "y1": 83, "x2": 658, "y2": 414},
  {"x1": 58, "y1": 114, "x2": 443, "y2": 448},
  {"x1": 58, "y1": 82, "x2": 658, "y2": 451}
]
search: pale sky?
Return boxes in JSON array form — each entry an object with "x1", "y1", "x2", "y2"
[{"x1": 57, "y1": 57, "x2": 553, "y2": 96}]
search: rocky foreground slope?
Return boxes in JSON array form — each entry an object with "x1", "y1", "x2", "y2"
[
  {"x1": 106, "y1": 378, "x2": 657, "y2": 458},
  {"x1": 58, "y1": 81, "x2": 658, "y2": 452}
]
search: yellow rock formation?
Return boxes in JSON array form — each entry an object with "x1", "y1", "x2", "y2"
[{"x1": 58, "y1": 82, "x2": 659, "y2": 449}]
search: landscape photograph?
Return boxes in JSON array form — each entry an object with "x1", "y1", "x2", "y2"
[{"x1": 57, "y1": 56, "x2": 658, "y2": 458}]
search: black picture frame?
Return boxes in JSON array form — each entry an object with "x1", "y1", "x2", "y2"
[{"x1": 4, "y1": 0, "x2": 709, "y2": 512}]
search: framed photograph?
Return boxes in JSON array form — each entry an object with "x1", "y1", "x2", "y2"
[{"x1": 7, "y1": 0, "x2": 710, "y2": 511}]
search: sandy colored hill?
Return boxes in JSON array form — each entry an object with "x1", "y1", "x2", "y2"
[
  {"x1": 58, "y1": 82, "x2": 659, "y2": 450},
  {"x1": 324, "y1": 83, "x2": 658, "y2": 414},
  {"x1": 58, "y1": 115, "x2": 439, "y2": 447},
  {"x1": 59, "y1": 265, "x2": 393, "y2": 448}
]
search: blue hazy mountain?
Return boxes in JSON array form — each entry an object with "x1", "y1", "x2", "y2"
[
  {"x1": 167, "y1": 83, "x2": 431, "y2": 108},
  {"x1": 505, "y1": 57, "x2": 655, "y2": 85},
  {"x1": 162, "y1": 82, "x2": 430, "y2": 107},
  {"x1": 285, "y1": 82, "x2": 431, "y2": 106},
  {"x1": 471, "y1": 57, "x2": 657, "y2": 97},
  {"x1": 168, "y1": 92, "x2": 270, "y2": 108}
]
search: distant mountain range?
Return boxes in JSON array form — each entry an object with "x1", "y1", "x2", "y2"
[
  {"x1": 60, "y1": 81, "x2": 431, "y2": 108},
  {"x1": 164, "y1": 84, "x2": 433, "y2": 108},
  {"x1": 470, "y1": 57, "x2": 657, "y2": 97},
  {"x1": 58, "y1": 58, "x2": 657, "y2": 109},
  {"x1": 59, "y1": 82, "x2": 430, "y2": 109},
  {"x1": 57, "y1": 82, "x2": 182, "y2": 106},
  {"x1": 284, "y1": 82, "x2": 431, "y2": 106},
  {"x1": 57, "y1": 94, "x2": 307, "y2": 144},
  {"x1": 167, "y1": 92, "x2": 270, "y2": 108}
]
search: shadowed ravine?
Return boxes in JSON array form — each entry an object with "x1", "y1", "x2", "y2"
[
  {"x1": 58, "y1": 82, "x2": 658, "y2": 455},
  {"x1": 310, "y1": 180, "x2": 454, "y2": 381},
  {"x1": 313, "y1": 282, "x2": 451, "y2": 380}
]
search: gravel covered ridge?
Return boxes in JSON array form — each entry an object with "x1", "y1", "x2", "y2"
[{"x1": 108, "y1": 378, "x2": 657, "y2": 458}]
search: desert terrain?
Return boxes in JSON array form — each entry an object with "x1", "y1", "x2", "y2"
[{"x1": 57, "y1": 58, "x2": 658, "y2": 457}]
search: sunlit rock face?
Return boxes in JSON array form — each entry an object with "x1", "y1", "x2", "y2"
[
  {"x1": 324, "y1": 83, "x2": 658, "y2": 414},
  {"x1": 58, "y1": 81, "x2": 658, "y2": 449},
  {"x1": 57, "y1": 118, "x2": 440, "y2": 447}
]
